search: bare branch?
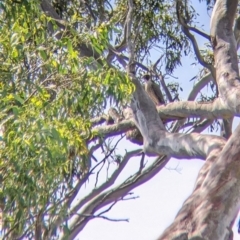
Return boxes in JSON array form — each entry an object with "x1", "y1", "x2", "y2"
[
  {"x1": 138, "y1": 152, "x2": 146, "y2": 174},
  {"x1": 91, "y1": 99, "x2": 232, "y2": 147},
  {"x1": 97, "y1": 201, "x2": 120, "y2": 216},
  {"x1": 176, "y1": 0, "x2": 215, "y2": 76},
  {"x1": 94, "y1": 136, "x2": 124, "y2": 187},
  {"x1": 126, "y1": 0, "x2": 135, "y2": 68},
  {"x1": 67, "y1": 155, "x2": 169, "y2": 240},
  {"x1": 188, "y1": 26, "x2": 211, "y2": 41},
  {"x1": 93, "y1": 215, "x2": 129, "y2": 222},
  {"x1": 157, "y1": 72, "x2": 173, "y2": 103},
  {"x1": 158, "y1": 120, "x2": 240, "y2": 240},
  {"x1": 71, "y1": 212, "x2": 129, "y2": 222},
  {"x1": 69, "y1": 149, "x2": 142, "y2": 220},
  {"x1": 189, "y1": 119, "x2": 214, "y2": 134}
]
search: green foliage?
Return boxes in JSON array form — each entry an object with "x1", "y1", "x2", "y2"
[
  {"x1": 0, "y1": 0, "x2": 211, "y2": 238},
  {"x1": 0, "y1": 0, "x2": 133, "y2": 237},
  {"x1": 113, "y1": 0, "x2": 193, "y2": 73}
]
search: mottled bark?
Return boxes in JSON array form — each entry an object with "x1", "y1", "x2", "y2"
[
  {"x1": 130, "y1": 75, "x2": 226, "y2": 159},
  {"x1": 35, "y1": 0, "x2": 240, "y2": 239},
  {"x1": 102, "y1": 0, "x2": 240, "y2": 239},
  {"x1": 152, "y1": 0, "x2": 240, "y2": 239},
  {"x1": 158, "y1": 122, "x2": 240, "y2": 240}
]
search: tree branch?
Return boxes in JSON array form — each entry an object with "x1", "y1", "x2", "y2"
[
  {"x1": 130, "y1": 74, "x2": 226, "y2": 159},
  {"x1": 210, "y1": 0, "x2": 240, "y2": 113},
  {"x1": 90, "y1": 99, "x2": 232, "y2": 147},
  {"x1": 187, "y1": 73, "x2": 213, "y2": 101},
  {"x1": 126, "y1": 0, "x2": 134, "y2": 65},
  {"x1": 158, "y1": 120, "x2": 240, "y2": 240},
  {"x1": 66, "y1": 155, "x2": 169, "y2": 240},
  {"x1": 157, "y1": 1, "x2": 240, "y2": 239},
  {"x1": 176, "y1": 0, "x2": 215, "y2": 77},
  {"x1": 69, "y1": 149, "x2": 142, "y2": 221},
  {"x1": 189, "y1": 119, "x2": 214, "y2": 134},
  {"x1": 220, "y1": 117, "x2": 233, "y2": 139},
  {"x1": 188, "y1": 26, "x2": 211, "y2": 41}
]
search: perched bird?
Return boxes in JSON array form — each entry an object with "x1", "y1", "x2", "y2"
[{"x1": 143, "y1": 75, "x2": 165, "y2": 106}]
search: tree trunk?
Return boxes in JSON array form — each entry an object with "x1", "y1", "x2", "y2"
[
  {"x1": 156, "y1": 0, "x2": 240, "y2": 239},
  {"x1": 126, "y1": 0, "x2": 240, "y2": 239}
]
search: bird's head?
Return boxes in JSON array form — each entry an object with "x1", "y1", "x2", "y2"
[{"x1": 142, "y1": 74, "x2": 151, "y2": 82}]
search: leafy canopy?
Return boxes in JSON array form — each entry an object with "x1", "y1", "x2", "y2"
[{"x1": 0, "y1": 0, "x2": 210, "y2": 238}]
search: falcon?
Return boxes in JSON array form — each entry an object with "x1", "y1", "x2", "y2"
[{"x1": 143, "y1": 75, "x2": 165, "y2": 106}]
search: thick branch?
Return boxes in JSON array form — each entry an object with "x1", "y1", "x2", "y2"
[
  {"x1": 156, "y1": 99, "x2": 232, "y2": 120},
  {"x1": 187, "y1": 73, "x2": 213, "y2": 101},
  {"x1": 211, "y1": 0, "x2": 240, "y2": 113},
  {"x1": 90, "y1": 99, "x2": 233, "y2": 148},
  {"x1": 130, "y1": 75, "x2": 226, "y2": 159},
  {"x1": 68, "y1": 149, "x2": 142, "y2": 226},
  {"x1": 126, "y1": 0, "x2": 134, "y2": 64},
  {"x1": 158, "y1": 122, "x2": 240, "y2": 240}
]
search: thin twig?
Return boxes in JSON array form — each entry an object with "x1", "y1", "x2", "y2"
[
  {"x1": 176, "y1": 0, "x2": 215, "y2": 77},
  {"x1": 126, "y1": 0, "x2": 134, "y2": 66},
  {"x1": 67, "y1": 155, "x2": 169, "y2": 240}
]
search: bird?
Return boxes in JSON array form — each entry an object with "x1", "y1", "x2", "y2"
[{"x1": 143, "y1": 74, "x2": 165, "y2": 106}]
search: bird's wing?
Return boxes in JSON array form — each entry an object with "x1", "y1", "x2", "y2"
[
  {"x1": 144, "y1": 81, "x2": 159, "y2": 105},
  {"x1": 151, "y1": 81, "x2": 165, "y2": 105}
]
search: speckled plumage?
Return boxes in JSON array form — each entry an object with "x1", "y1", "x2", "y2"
[{"x1": 143, "y1": 75, "x2": 165, "y2": 106}]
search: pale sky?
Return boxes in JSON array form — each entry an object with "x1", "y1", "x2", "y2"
[{"x1": 76, "y1": 2, "x2": 240, "y2": 240}]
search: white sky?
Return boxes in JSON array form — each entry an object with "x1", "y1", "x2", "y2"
[{"x1": 76, "y1": 2, "x2": 240, "y2": 240}]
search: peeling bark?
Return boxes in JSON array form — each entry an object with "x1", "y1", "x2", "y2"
[
  {"x1": 220, "y1": 117, "x2": 233, "y2": 139},
  {"x1": 34, "y1": 0, "x2": 240, "y2": 239},
  {"x1": 119, "y1": 0, "x2": 240, "y2": 239},
  {"x1": 158, "y1": 122, "x2": 240, "y2": 240},
  {"x1": 153, "y1": 0, "x2": 240, "y2": 239},
  {"x1": 129, "y1": 75, "x2": 226, "y2": 159},
  {"x1": 211, "y1": 0, "x2": 240, "y2": 112}
]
